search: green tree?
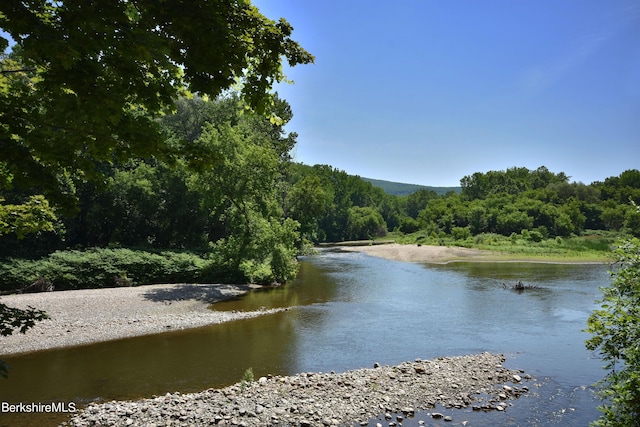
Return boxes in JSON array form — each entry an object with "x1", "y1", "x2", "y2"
[
  {"x1": 467, "y1": 204, "x2": 488, "y2": 235},
  {"x1": 289, "y1": 175, "x2": 333, "y2": 243},
  {"x1": 0, "y1": 195, "x2": 57, "y2": 239},
  {"x1": 586, "y1": 237, "x2": 640, "y2": 426},
  {"x1": 1, "y1": 2, "x2": 312, "y2": 374},
  {"x1": 406, "y1": 189, "x2": 438, "y2": 218},
  {"x1": 191, "y1": 117, "x2": 299, "y2": 283},
  {"x1": 346, "y1": 206, "x2": 387, "y2": 240},
  {"x1": 0, "y1": 0, "x2": 313, "y2": 221}
]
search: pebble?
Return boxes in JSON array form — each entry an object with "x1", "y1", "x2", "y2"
[{"x1": 61, "y1": 353, "x2": 531, "y2": 427}]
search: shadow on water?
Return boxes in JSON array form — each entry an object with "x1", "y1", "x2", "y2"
[{"x1": 1, "y1": 251, "x2": 610, "y2": 426}]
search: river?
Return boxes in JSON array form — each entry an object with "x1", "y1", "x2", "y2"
[{"x1": 1, "y1": 249, "x2": 611, "y2": 426}]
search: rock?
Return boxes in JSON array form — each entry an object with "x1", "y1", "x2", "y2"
[{"x1": 64, "y1": 353, "x2": 530, "y2": 427}]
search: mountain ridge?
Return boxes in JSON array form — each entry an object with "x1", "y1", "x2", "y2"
[{"x1": 361, "y1": 177, "x2": 461, "y2": 196}]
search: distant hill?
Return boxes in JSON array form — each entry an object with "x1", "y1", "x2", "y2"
[{"x1": 362, "y1": 177, "x2": 461, "y2": 196}]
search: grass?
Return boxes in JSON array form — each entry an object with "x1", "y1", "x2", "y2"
[{"x1": 382, "y1": 230, "x2": 623, "y2": 263}]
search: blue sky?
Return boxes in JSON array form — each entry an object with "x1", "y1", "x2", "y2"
[
  {"x1": 255, "y1": 0, "x2": 640, "y2": 186},
  {"x1": 3, "y1": 2, "x2": 638, "y2": 187}
]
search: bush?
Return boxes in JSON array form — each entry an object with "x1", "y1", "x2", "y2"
[
  {"x1": 528, "y1": 230, "x2": 544, "y2": 242},
  {"x1": 586, "y1": 238, "x2": 640, "y2": 426},
  {"x1": 0, "y1": 248, "x2": 215, "y2": 291},
  {"x1": 399, "y1": 217, "x2": 421, "y2": 234},
  {"x1": 451, "y1": 226, "x2": 471, "y2": 241}
]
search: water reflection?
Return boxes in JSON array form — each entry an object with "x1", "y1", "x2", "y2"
[{"x1": 213, "y1": 258, "x2": 340, "y2": 311}]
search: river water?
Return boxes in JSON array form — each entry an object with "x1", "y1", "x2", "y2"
[{"x1": 1, "y1": 249, "x2": 611, "y2": 426}]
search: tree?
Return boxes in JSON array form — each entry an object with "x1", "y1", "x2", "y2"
[
  {"x1": 406, "y1": 189, "x2": 438, "y2": 219},
  {"x1": 0, "y1": 303, "x2": 48, "y2": 378},
  {"x1": 0, "y1": 1, "x2": 312, "y2": 375},
  {"x1": 190, "y1": 117, "x2": 299, "y2": 283},
  {"x1": 0, "y1": 0, "x2": 313, "y2": 218},
  {"x1": 289, "y1": 175, "x2": 333, "y2": 243},
  {"x1": 347, "y1": 206, "x2": 387, "y2": 240},
  {"x1": 586, "y1": 237, "x2": 640, "y2": 426}
]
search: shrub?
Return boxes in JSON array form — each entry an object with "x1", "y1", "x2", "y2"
[
  {"x1": 0, "y1": 248, "x2": 218, "y2": 291},
  {"x1": 451, "y1": 226, "x2": 471, "y2": 241},
  {"x1": 586, "y1": 238, "x2": 640, "y2": 426},
  {"x1": 528, "y1": 230, "x2": 544, "y2": 242}
]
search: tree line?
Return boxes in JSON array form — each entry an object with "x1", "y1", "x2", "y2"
[{"x1": 2, "y1": 90, "x2": 639, "y2": 265}]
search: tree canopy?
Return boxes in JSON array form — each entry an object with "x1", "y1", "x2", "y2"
[
  {"x1": 0, "y1": 0, "x2": 312, "y2": 377},
  {"x1": 0, "y1": 0, "x2": 313, "y2": 216}
]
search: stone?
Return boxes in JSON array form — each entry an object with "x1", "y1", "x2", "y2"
[{"x1": 64, "y1": 353, "x2": 530, "y2": 427}]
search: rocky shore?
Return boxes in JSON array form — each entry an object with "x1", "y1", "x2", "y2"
[
  {"x1": 63, "y1": 353, "x2": 531, "y2": 427},
  {"x1": 1, "y1": 283, "x2": 279, "y2": 355}
]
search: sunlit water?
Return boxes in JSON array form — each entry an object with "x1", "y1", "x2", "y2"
[{"x1": 1, "y1": 249, "x2": 610, "y2": 426}]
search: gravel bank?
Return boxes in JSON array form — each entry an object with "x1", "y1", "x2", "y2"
[
  {"x1": 62, "y1": 352, "x2": 531, "y2": 427},
  {"x1": 1, "y1": 283, "x2": 280, "y2": 355}
]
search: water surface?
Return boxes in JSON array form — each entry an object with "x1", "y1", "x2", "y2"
[{"x1": 1, "y1": 250, "x2": 610, "y2": 426}]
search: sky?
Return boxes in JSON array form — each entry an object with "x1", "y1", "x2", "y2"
[{"x1": 253, "y1": 0, "x2": 640, "y2": 187}]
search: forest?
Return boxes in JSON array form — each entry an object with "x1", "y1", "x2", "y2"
[{"x1": 1, "y1": 94, "x2": 639, "y2": 291}]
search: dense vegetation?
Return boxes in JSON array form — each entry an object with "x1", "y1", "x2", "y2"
[
  {"x1": 0, "y1": 0, "x2": 313, "y2": 377},
  {"x1": 3, "y1": 120, "x2": 639, "y2": 290},
  {"x1": 2, "y1": 2, "x2": 638, "y2": 292},
  {"x1": 1, "y1": 95, "x2": 302, "y2": 288},
  {"x1": 586, "y1": 235, "x2": 640, "y2": 426}
]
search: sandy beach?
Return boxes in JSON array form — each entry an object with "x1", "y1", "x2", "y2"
[
  {"x1": 338, "y1": 242, "x2": 495, "y2": 263},
  {"x1": 1, "y1": 283, "x2": 280, "y2": 356}
]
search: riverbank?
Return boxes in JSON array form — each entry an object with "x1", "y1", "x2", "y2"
[
  {"x1": 1, "y1": 283, "x2": 281, "y2": 355},
  {"x1": 63, "y1": 352, "x2": 531, "y2": 427},
  {"x1": 339, "y1": 243, "x2": 496, "y2": 263},
  {"x1": 338, "y1": 242, "x2": 610, "y2": 264}
]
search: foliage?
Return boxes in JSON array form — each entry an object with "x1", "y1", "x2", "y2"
[
  {"x1": 240, "y1": 367, "x2": 255, "y2": 391},
  {"x1": 0, "y1": 303, "x2": 48, "y2": 337},
  {"x1": 242, "y1": 367, "x2": 255, "y2": 383},
  {"x1": 0, "y1": 95, "x2": 302, "y2": 284},
  {"x1": 391, "y1": 230, "x2": 616, "y2": 261},
  {"x1": 0, "y1": 248, "x2": 219, "y2": 291},
  {"x1": 0, "y1": 303, "x2": 48, "y2": 378},
  {"x1": 0, "y1": 195, "x2": 57, "y2": 238},
  {"x1": 0, "y1": 0, "x2": 313, "y2": 225},
  {"x1": 586, "y1": 238, "x2": 640, "y2": 426}
]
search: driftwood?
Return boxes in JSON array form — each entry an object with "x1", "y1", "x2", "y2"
[
  {"x1": 502, "y1": 280, "x2": 539, "y2": 292},
  {"x1": 0, "y1": 278, "x2": 55, "y2": 295},
  {"x1": 23, "y1": 278, "x2": 55, "y2": 293}
]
